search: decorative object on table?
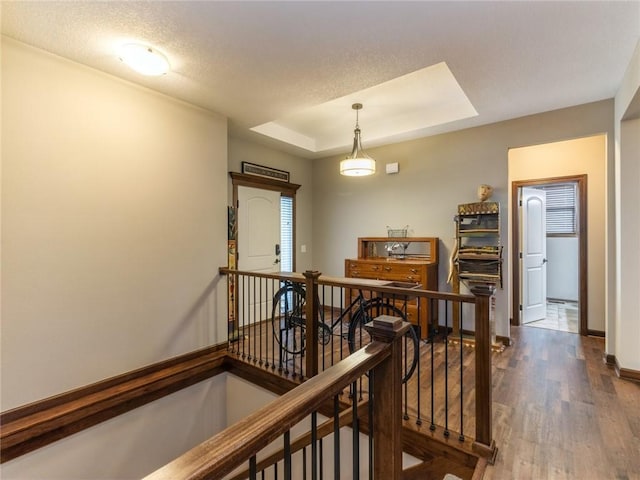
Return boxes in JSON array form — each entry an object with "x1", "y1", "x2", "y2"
[
  {"x1": 386, "y1": 225, "x2": 410, "y2": 258},
  {"x1": 477, "y1": 184, "x2": 494, "y2": 202},
  {"x1": 340, "y1": 103, "x2": 376, "y2": 177}
]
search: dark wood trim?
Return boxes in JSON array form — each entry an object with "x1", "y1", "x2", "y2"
[
  {"x1": 496, "y1": 335, "x2": 513, "y2": 347},
  {"x1": 229, "y1": 172, "x2": 301, "y2": 196},
  {"x1": 1, "y1": 344, "x2": 227, "y2": 463},
  {"x1": 511, "y1": 175, "x2": 588, "y2": 335},
  {"x1": 587, "y1": 329, "x2": 605, "y2": 337},
  {"x1": 603, "y1": 352, "x2": 617, "y2": 366},
  {"x1": 615, "y1": 359, "x2": 640, "y2": 383}
]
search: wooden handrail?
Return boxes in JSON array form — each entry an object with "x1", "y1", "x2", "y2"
[
  {"x1": 227, "y1": 400, "x2": 368, "y2": 480},
  {"x1": 144, "y1": 342, "x2": 391, "y2": 480},
  {"x1": 219, "y1": 266, "x2": 476, "y2": 304}
]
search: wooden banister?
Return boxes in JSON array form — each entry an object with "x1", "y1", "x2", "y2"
[
  {"x1": 227, "y1": 400, "x2": 368, "y2": 480},
  {"x1": 144, "y1": 342, "x2": 391, "y2": 480},
  {"x1": 471, "y1": 285, "x2": 497, "y2": 461}
]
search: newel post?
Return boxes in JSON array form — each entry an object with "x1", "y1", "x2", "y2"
[
  {"x1": 303, "y1": 270, "x2": 321, "y2": 379},
  {"x1": 365, "y1": 316, "x2": 411, "y2": 480},
  {"x1": 470, "y1": 285, "x2": 497, "y2": 460}
]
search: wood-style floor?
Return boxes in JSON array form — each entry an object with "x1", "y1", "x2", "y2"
[
  {"x1": 485, "y1": 325, "x2": 640, "y2": 480},
  {"x1": 233, "y1": 318, "x2": 640, "y2": 479}
]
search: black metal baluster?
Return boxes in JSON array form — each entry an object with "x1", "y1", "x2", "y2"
[
  {"x1": 303, "y1": 446, "x2": 307, "y2": 480},
  {"x1": 242, "y1": 275, "x2": 248, "y2": 360},
  {"x1": 284, "y1": 430, "x2": 291, "y2": 480},
  {"x1": 249, "y1": 455, "x2": 257, "y2": 480},
  {"x1": 444, "y1": 299, "x2": 450, "y2": 439},
  {"x1": 368, "y1": 372, "x2": 374, "y2": 480},
  {"x1": 268, "y1": 278, "x2": 274, "y2": 370},
  {"x1": 352, "y1": 381, "x2": 359, "y2": 480},
  {"x1": 334, "y1": 395, "x2": 341, "y2": 480},
  {"x1": 339, "y1": 287, "x2": 345, "y2": 361},
  {"x1": 319, "y1": 438, "x2": 324, "y2": 480},
  {"x1": 430, "y1": 298, "x2": 437, "y2": 432},
  {"x1": 247, "y1": 275, "x2": 254, "y2": 362},
  {"x1": 459, "y1": 300, "x2": 465, "y2": 441},
  {"x1": 259, "y1": 277, "x2": 264, "y2": 366},
  {"x1": 311, "y1": 411, "x2": 318, "y2": 480}
]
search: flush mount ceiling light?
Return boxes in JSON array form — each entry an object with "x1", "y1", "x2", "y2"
[
  {"x1": 119, "y1": 43, "x2": 170, "y2": 76},
  {"x1": 340, "y1": 103, "x2": 376, "y2": 177}
]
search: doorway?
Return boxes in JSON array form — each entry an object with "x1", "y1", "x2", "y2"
[
  {"x1": 512, "y1": 175, "x2": 587, "y2": 335},
  {"x1": 230, "y1": 172, "x2": 301, "y2": 330}
]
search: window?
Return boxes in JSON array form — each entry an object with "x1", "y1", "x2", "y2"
[
  {"x1": 539, "y1": 182, "x2": 577, "y2": 235},
  {"x1": 280, "y1": 195, "x2": 293, "y2": 272}
]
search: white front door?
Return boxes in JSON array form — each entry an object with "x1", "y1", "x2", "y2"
[
  {"x1": 521, "y1": 187, "x2": 547, "y2": 323},
  {"x1": 237, "y1": 186, "x2": 281, "y2": 321},
  {"x1": 238, "y1": 186, "x2": 281, "y2": 272}
]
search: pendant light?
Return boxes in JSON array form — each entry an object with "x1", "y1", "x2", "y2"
[{"x1": 340, "y1": 103, "x2": 376, "y2": 176}]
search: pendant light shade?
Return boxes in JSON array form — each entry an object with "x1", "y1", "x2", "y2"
[{"x1": 340, "y1": 103, "x2": 376, "y2": 176}]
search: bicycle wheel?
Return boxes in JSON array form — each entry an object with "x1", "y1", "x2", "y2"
[
  {"x1": 347, "y1": 298, "x2": 419, "y2": 383},
  {"x1": 271, "y1": 283, "x2": 307, "y2": 355}
]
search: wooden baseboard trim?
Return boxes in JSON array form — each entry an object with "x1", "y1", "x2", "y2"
[
  {"x1": 615, "y1": 359, "x2": 640, "y2": 383},
  {"x1": 587, "y1": 329, "x2": 605, "y2": 337},
  {"x1": 1, "y1": 343, "x2": 228, "y2": 463},
  {"x1": 603, "y1": 352, "x2": 616, "y2": 367}
]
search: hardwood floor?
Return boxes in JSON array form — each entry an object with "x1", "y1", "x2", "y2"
[
  {"x1": 485, "y1": 326, "x2": 640, "y2": 480},
  {"x1": 233, "y1": 317, "x2": 640, "y2": 479}
]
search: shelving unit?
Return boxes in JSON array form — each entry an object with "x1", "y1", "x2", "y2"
[
  {"x1": 452, "y1": 202, "x2": 503, "y2": 350},
  {"x1": 454, "y1": 202, "x2": 502, "y2": 288}
]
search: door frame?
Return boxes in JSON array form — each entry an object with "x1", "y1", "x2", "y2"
[
  {"x1": 230, "y1": 172, "x2": 301, "y2": 270},
  {"x1": 511, "y1": 174, "x2": 588, "y2": 335}
]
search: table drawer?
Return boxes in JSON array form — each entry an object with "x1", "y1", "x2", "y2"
[{"x1": 347, "y1": 261, "x2": 424, "y2": 282}]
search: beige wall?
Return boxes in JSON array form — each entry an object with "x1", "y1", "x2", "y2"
[
  {"x1": 0, "y1": 376, "x2": 227, "y2": 479},
  {"x1": 312, "y1": 101, "x2": 614, "y2": 338},
  {"x1": 228, "y1": 137, "x2": 314, "y2": 272},
  {"x1": 508, "y1": 134, "x2": 607, "y2": 332},
  {"x1": 1, "y1": 38, "x2": 229, "y2": 410},
  {"x1": 614, "y1": 38, "x2": 640, "y2": 371}
]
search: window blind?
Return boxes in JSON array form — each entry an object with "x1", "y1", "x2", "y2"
[
  {"x1": 541, "y1": 183, "x2": 577, "y2": 235},
  {"x1": 280, "y1": 196, "x2": 293, "y2": 272}
]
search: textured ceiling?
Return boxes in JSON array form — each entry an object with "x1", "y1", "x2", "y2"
[{"x1": 2, "y1": 1, "x2": 639, "y2": 158}]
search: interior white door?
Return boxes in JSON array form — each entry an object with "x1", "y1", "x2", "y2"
[
  {"x1": 238, "y1": 186, "x2": 281, "y2": 321},
  {"x1": 521, "y1": 187, "x2": 547, "y2": 323}
]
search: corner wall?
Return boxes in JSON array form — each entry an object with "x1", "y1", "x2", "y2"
[
  {"x1": 1, "y1": 37, "x2": 228, "y2": 409},
  {"x1": 613, "y1": 38, "x2": 640, "y2": 372}
]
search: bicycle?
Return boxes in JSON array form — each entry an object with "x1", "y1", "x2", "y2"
[{"x1": 270, "y1": 280, "x2": 419, "y2": 383}]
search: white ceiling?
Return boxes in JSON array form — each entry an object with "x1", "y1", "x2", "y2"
[{"x1": 2, "y1": 1, "x2": 639, "y2": 158}]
